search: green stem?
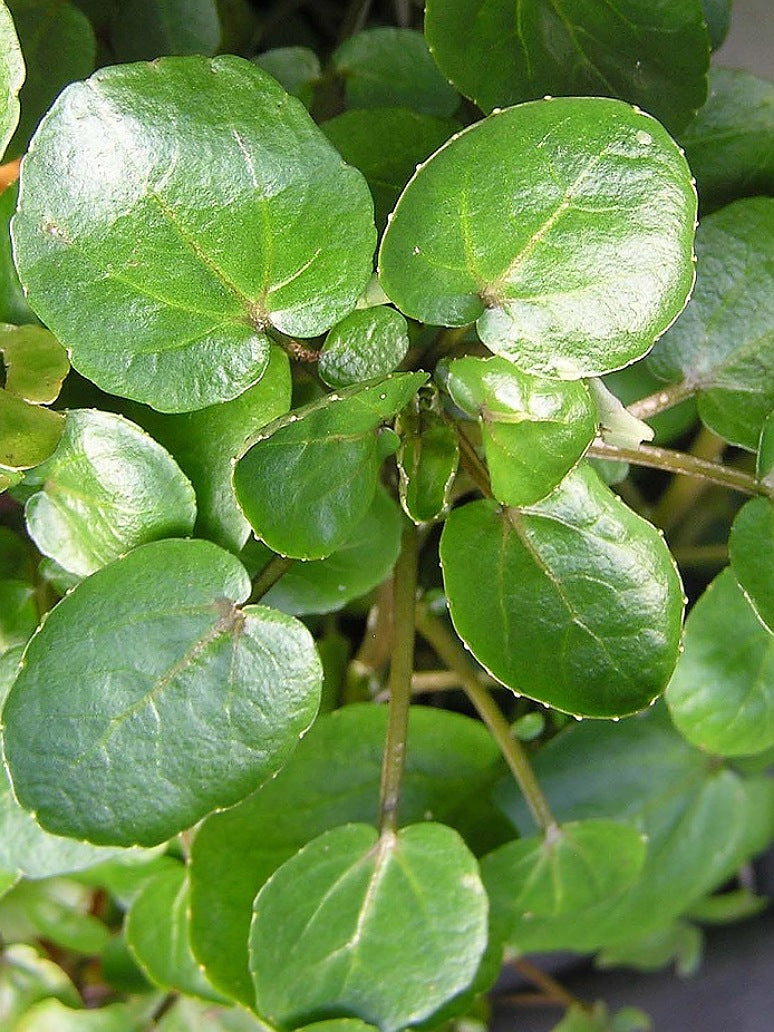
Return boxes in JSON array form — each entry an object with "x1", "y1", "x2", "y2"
[
  {"x1": 248, "y1": 554, "x2": 294, "y2": 604},
  {"x1": 588, "y1": 440, "x2": 774, "y2": 500},
  {"x1": 416, "y1": 608, "x2": 557, "y2": 834},
  {"x1": 377, "y1": 524, "x2": 418, "y2": 835},
  {"x1": 626, "y1": 380, "x2": 695, "y2": 422},
  {"x1": 456, "y1": 424, "x2": 494, "y2": 498},
  {"x1": 651, "y1": 424, "x2": 725, "y2": 531}
]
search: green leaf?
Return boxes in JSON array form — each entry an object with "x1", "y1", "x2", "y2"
[
  {"x1": 15, "y1": 999, "x2": 150, "y2": 1032},
  {"x1": 681, "y1": 69, "x2": 774, "y2": 213},
  {"x1": 249, "y1": 823, "x2": 488, "y2": 1032},
  {"x1": 648, "y1": 197, "x2": 774, "y2": 450},
  {"x1": 666, "y1": 568, "x2": 774, "y2": 757},
  {"x1": 0, "y1": 390, "x2": 64, "y2": 469},
  {"x1": 424, "y1": 0, "x2": 709, "y2": 133},
  {"x1": 190, "y1": 703, "x2": 506, "y2": 1004},
  {"x1": 156, "y1": 998, "x2": 274, "y2": 1031},
  {"x1": 685, "y1": 887, "x2": 767, "y2": 924},
  {"x1": 0, "y1": 184, "x2": 36, "y2": 325},
  {"x1": 0, "y1": 877, "x2": 110, "y2": 954},
  {"x1": 379, "y1": 98, "x2": 696, "y2": 380},
  {"x1": 483, "y1": 819, "x2": 646, "y2": 947},
  {"x1": 440, "y1": 465, "x2": 684, "y2": 717},
  {"x1": 2, "y1": 538, "x2": 322, "y2": 845},
  {"x1": 319, "y1": 307, "x2": 409, "y2": 388},
  {"x1": 0, "y1": 0, "x2": 24, "y2": 158},
  {"x1": 126, "y1": 346, "x2": 291, "y2": 554},
  {"x1": 0, "y1": 944, "x2": 79, "y2": 1029},
  {"x1": 254, "y1": 47, "x2": 321, "y2": 109},
  {"x1": 442, "y1": 356, "x2": 596, "y2": 505},
  {"x1": 111, "y1": 0, "x2": 221, "y2": 61},
  {"x1": 496, "y1": 704, "x2": 774, "y2": 951},
  {"x1": 0, "y1": 526, "x2": 30, "y2": 578},
  {"x1": 333, "y1": 28, "x2": 459, "y2": 118},
  {"x1": 730, "y1": 497, "x2": 774, "y2": 633},
  {"x1": 295, "y1": 1024, "x2": 377, "y2": 1032},
  {"x1": 596, "y1": 920, "x2": 703, "y2": 977},
  {"x1": 126, "y1": 865, "x2": 226, "y2": 1001},
  {"x1": 234, "y1": 372, "x2": 426, "y2": 560},
  {"x1": 322, "y1": 108, "x2": 457, "y2": 233},
  {"x1": 700, "y1": 0, "x2": 731, "y2": 49},
  {"x1": 550, "y1": 1004, "x2": 609, "y2": 1032},
  {"x1": 0, "y1": 324, "x2": 68, "y2": 403},
  {"x1": 23, "y1": 409, "x2": 197, "y2": 577},
  {"x1": 758, "y1": 411, "x2": 774, "y2": 484},
  {"x1": 396, "y1": 387, "x2": 459, "y2": 523},
  {"x1": 258, "y1": 486, "x2": 403, "y2": 616},
  {"x1": 12, "y1": 57, "x2": 376, "y2": 412},
  {"x1": 6, "y1": 0, "x2": 95, "y2": 160},
  {"x1": 0, "y1": 579, "x2": 36, "y2": 654}
]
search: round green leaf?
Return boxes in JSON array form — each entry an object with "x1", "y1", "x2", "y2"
[
  {"x1": 234, "y1": 372, "x2": 426, "y2": 559},
  {"x1": 0, "y1": 943, "x2": 79, "y2": 1029},
  {"x1": 396, "y1": 388, "x2": 459, "y2": 523},
  {"x1": 24, "y1": 409, "x2": 197, "y2": 577},
  {"x1": 126, "y1": 865, "x2": 225, "y2": 1001},
  {"x1": 0, "y1": 184, "x2": 36, "y2": 325},
  {"x1": 254, "y1": 47, "x2": 321, "y2": 109},
  {"x1": 730, "y1": 497, "x2": 774, "y2": 633},
  {"x1": 681, "y1": 69, "x2": 774, "y2": 213},
  {"x1": 2, "y1": 538, "x2": 322, "y2": 845},
  {"x1": 0, "y1": 579, "x2": 36, "y2": 655},
  {"x1": 111, "y1": 0, "x2": 221, "y2": 62},
  {"x1": 249, "y1": 823, "x2": 488, "y2": 1032},
  {"x1": 648, "y1": 197, "x2": 774, "y2": 450},
  {"x1": 0, "y1": 325, "x2": 68, "y2": 404},
  {"x1": 319, "y1": 307, "x2": 409, "y2": 388},
  {"x1": 424, "y1": 0, "x2": 709, "y2": 133},
  {"x1": 0, "y1": 391, "x2": 64, "y2": 470},
  {"x1": 6, "y1": 0, "x2": 96, "y2": 160},
  {"x1": 127, "y1": 345, "x2": 291, "y2": 553},
  {"x1": 666, "y1": 568, "x2": 774, "y2": 757},
  {"x1": 190, "y1": 703, "x2": 506, "y2": 1004},
  {"x1": 333, "y1": 27, "x2": 459, "y2": 117},
  {"x1": 440, "y1": 464, "x2": 684, "y2": 717},
  {"x1": 483, "y1": 819, "x2": 645, "y2": 944},
  {"x1": 322, "y1": 107, "x2": 457, "y2": 232},
  {"x1": 0, "y1": 0, "x2": 24, "y2": 157},
  {"x1": 259, "y1": 486, "x2": 403, "y2": 616},
  {"x1": 442, "y1": 356, "x2": 596, "y2": 505},
  {"x1": 379, "y1": 98, "x2": 696, "y2": 380},
  {"x1": 12, "y1": 57, "x2": 375, "y2": 412},
  {"x1": 15, "y1": 999, "x2": 147, "y2": 1032},
  {"x1": 155, "y1": 999, "x2": 274, "y2": 1031}
]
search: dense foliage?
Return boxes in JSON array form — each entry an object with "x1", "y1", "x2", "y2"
[{"x1": 0, "y1": 1, "x2": 773, "y2": 1030}]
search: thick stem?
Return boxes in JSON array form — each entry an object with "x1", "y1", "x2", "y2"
[
  {"x1": 626, "y1": 380, "x2": 695, "y2": 422},
  {"x1": 248, "y1": 554, "x2": 294, "y2": 604},
  {"x1": 377, "y1": 524, "x2": 418, "y2": 835},
  {"x1": 588, "y1": 440, "x2": 773, "y2": 500},
  {"x1": 416, "y1": 609, "x2": 557, "y2": 834}
]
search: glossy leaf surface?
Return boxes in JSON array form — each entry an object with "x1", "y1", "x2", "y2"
[
  {"x1": 0, "y1": 0, "x2": 24, "y2": 157},
  {"x1": 379, "y1": 98, "x2": 696, "y2": 379},
  {"x1": 319, "y1": 307, "x2": 409, "y2": 388},
  {"x1": 648, "y1": 197, "x2": 774, "y2": 450},
  {"x1": 666, "y1": 569, "x2": 774, "y2": 756},
  {"x1": 681, "y1": 68, "x2": 774, "y2": 213},
  {"x1": 12, "y1": 57, "x2": 375, "y2": 411},
  {"x1": 3, "y1": 538, "x2": 322, "y2": 845},
  {"x1": 443, "y1": 356, "x2": 596, "y2": 505},
  {"x1": 333, "y1": 28, "x2": 458, "y2": 117},
  {"x1": 190, "y1": 704, "x2": 506, "y2": 1003},
  {"x1": 249, "y1": 823, "x2": 488, "y2": 1032},
  {"x1": 424, "y1": 0, "x2": 709, "y2": 132},
  {"x1": 440, "y1": 465, "x2": 683, "y2": 716},
  {"x1": 259, "y1": 486, "x2": 403, "y2": 615},
  {"x1": 730, "y1": 497, "x2": 774, "y2": 633},
  {"x1": 111, "y1": 0, "x2": 220, "y2": 61},
  {"x1": 24, "y1": 409, "x2": 197, "y2": 576},
  {"x1": 0, "y1": 325, "x2": 68, "y2": 404},
  {"x1": 396, "y1": 388, "x2": 458, "y2": 522},
  {"x1": 234, "y1": 373, "x2": 426, "y2": 559},
  {"x1": 322, "y1": 108, "x2": 456, "y2": 232}
]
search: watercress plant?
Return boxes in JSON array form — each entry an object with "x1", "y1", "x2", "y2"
[{"x1": 0, "y1": 1, "x2": 772, "y2": 1030}]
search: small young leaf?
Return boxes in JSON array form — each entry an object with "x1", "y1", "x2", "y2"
[
  {"x1": 257, "y1": 486, "x2": 403, "y2": 616},
  {"x1": 12, "y1": 57, "x2": 375, "y2": 412},
  {"x1": 320, "y1": 307, "x2": 409, "y2": 389},
  {"x1": 111, "y1": 0, "x2": 221, "y2": 62},
  {"x1": 24, "y1": 409, "x2": 197, "y2": 577},
  {"x1": 666, "y1": 568, "x2": 774, "y2": 757},
  {"x1": 322, "y1": 108, "x2": 457, "y2": 232},
  {"x1": 126, "y1": 865, "x2": 226, "y2": 1002},
  {"x1": 424, "y1": 0, "x2": 709, "y2": 133},
  {"x1": 440, "y1": 465, "x2": 684, "y2": 717},
  {"x1": 333, "y1": 27, "x2": 459, "y2": 117},
  {"x1": 648, "y1": 197, "x2": 774, "y2": 450},
  {"x1": 0, "y1": 325, "x2": 68, "y2": 404},
  {"x1": 396, "y1": 387, "x2": 459, "y2": 523},
  {"x1": 2, "y1": 538, "x2": 322, "y2": 845},
  {"x1": 14, "y1": 998, "x2": 148, "y2": 1031},
  {"x1": 155, "y1": 998, "x2": 276, "y2": 1031},
  {"x1": 0, "y1": 391, "x2": 64, "y2": 470},
  {"x1": 442, "y1": 356, "x2": 596, "y2": 505},
  {"x1": 233, "y1": 372, "x2": 426, "y2": 559},
  {"x1": 249, "y1": 823, "x2": 488, "y2": 1032},
  {"x1": 729, "y1": 497, "x2": 774, "y2": 633},
  {"x1": 596, "y1": 920, "x2": 703, "y2": 977},
  {"x1": 254, "y1": 47, "x2": 321, "y2": 109},
  {"x1": 379, "y1": 98, "x2": 696, "y2": 380},
  {"x1": 681, "y1": 68, "x2": 774, "y2": 213},
  {"x1": 0, "y1": 0, "x2": 24, "y2": 158}
]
